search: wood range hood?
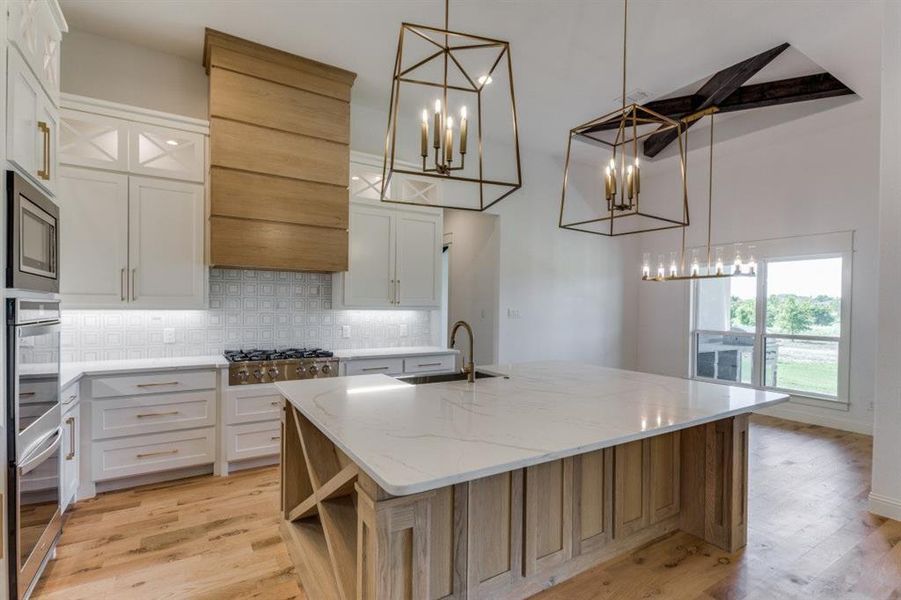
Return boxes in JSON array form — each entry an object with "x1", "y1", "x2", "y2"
[{"x1": 203, "y1": 29, "x2": 356, "y2": 272}]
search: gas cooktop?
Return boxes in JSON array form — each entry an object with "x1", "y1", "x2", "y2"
[
  {"x1": 223, "y1": 348, "x2": 334, "y2": 362},
  {"x1": 224, "y1": 348, "x2": 338, "y2": 385}
]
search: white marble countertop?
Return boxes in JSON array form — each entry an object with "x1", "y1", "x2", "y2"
[
  {"x1": 334, "y1": 346, "x2": 459, "y2": 360},
  {"x1": 276, "y1": 361, "x2": 789, "y2": 497},
  {"x1": 61, "y1": 355, "x2": 227, "y2": 389}
]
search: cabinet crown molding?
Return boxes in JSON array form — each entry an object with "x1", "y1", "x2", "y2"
[{"x1": 61, "y1": 93, "x2": 210, "y2": 134}]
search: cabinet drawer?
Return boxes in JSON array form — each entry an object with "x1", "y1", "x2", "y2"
[
  {"x1": 344, "y1": 357, "x2": 404, "y2": 376},
  {"x1": 403, "y1": 354, "x2": 456, "y2": 374},
  {"x1": 92, "y1": 391, "x2": 217, "y2": 440},
  {"x1": 91, "y1": 370, "x2": 216, "y2": 398},
  {"x1": 61, "y1": 381, "x2": 80, "y2": 412},
  {"x1": 92, "y1": 428, "x2": 215, "y2": 482},
  {"x1": 225, "y1": 422, "x2": 281, "y2": 462},
  {"x1": 225, "y1": 384, "x2": 282, "y2": 425}
]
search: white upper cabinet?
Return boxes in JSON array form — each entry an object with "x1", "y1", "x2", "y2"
[
  {"x1": 60, "y1": 109, "x2": 129, "y2": 171},
  {"x1": 8, "y1": 47, "x2": 58, "y2": 194},
  {"x1": 8, "y1": 0, "x2": 67, "y2": 104},
  {"x1": 128, "y1": 177, "x2": 205, "y2": 308},
  {"x1": 334, "y1": 199, "x2": 442, "y2": 309},
  {"x1": 395, "y1": 211, "x2": 441, "y2": 306},
  {"x1": 343, "y1": 204, "x2": 396, "y2": 308},
  {"x1": 58, "y1": 167, "x2": 129, "y2": 307},
  {"x1": 128, "y1": 122, "x2": 204, "y2": 183}
]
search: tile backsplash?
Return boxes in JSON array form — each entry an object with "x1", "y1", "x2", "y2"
[{"x1": 61, "y1": 269, "x2": 435, "y2": 362}]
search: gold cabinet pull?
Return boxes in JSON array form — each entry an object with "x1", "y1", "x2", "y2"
[
  {"x1": 270, "y1": 436, "x2": 280, "y2": 441},
  {"x1": 136, "y1": 381, "x2": 179, "y2": 388},
  {"x1": 136, "y1": 411, "x2": 180, "y2": 418},
  {"x1": 131, "y1": 268, "x2": 137, "y2": 301},
  {"x1": 37, "y1": 121, "x2": 50, "y2": 180},
  {"x1": 396, "y1": 279, "x2": 400, "y2": 305},
  {"x1": 418, "y1": 362, "x2": 442, "y2": 368},
  {"x1": 137, "y1": 449, "x2": 179, "y2": 459},
  {"x1": 361, "y1": 366, "x2": 389, "y2": 372},
  {"x1": 121, "y1": 268, "x2": 126, "y2": 302},
  {"x1": 63, "y1": 393, "x2": 77, "y2": 405},
  {"x1": 270, "y1": 400, "x2": 281, "y2": 406},
  {"x1": 18, "y1": 391, "x2": 35, "y2": 397},
  {"x1": 65, "y1": 416, "x2": 76, "y2": 460}
]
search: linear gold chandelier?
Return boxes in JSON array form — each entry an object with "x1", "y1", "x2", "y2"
[
  {"x1": 642, "y1": 110, "x2": 756, "y2": 282},
  {"x1": 380, "y1": 0, "x2": 522, "y2": 211},
  {"x1": 559, "y1": 0, "x2": 689, "y2": 236}
]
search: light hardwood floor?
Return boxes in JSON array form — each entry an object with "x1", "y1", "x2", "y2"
[{"x1": 32, "y1": 416, "x2": 896, "y2": 600}]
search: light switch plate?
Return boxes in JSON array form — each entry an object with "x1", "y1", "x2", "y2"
[{"x1": 342, "y1": 325, "x2": 351, "y2": 339}]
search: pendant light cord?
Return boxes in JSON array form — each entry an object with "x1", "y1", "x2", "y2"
[
  {"x1": 444, "y1": 0, "x2": 449, "y2": 30},
  {"x1": 706, "y1": 113, "x2": 715, "y2": 268},
  {"x1": 622, "y1": 0, "x2": 628, "y2": 109}
]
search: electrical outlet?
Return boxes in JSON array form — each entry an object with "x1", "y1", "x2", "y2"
[
  {"x1": 400, "y1": 324, "x2": 408, "y2": 337},
  {"x1": 342, "y1": 325, "x2": 351, "y2": 339},
  {"x1": 507, "y1": 308, "x2": 522, "y2": 319},
  {"x1": 163, "y1": 328, "x2": 176, "y2": 344}
]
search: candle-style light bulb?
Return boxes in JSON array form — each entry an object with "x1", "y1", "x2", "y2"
[
  {"x1": 633, "y1": 157, "x2": 641, "y2": 195},
  {"x1": 604, "y1": 166, "x2": 612, "y2": 202},
  {"x1": 608, "y1": 158, "x2": 617, "y2": 200},
  {"x1": 420, "y1": 109, "x2": 429, "y2": 158},
  {"x1": 626, "y1": 164, "x2": 634, "y2": 201},
  {"x1": 459, "y1": 106, "x2": 468, "y2": 155},
  {"x1": 433, "y1": 100, "x2": 441, "y2": 149},
  {"x1": 445, "y1": 116, "x2": 454, "y2": 163},
  {"x1": 642, "y1": 252, "x2": 651, "y2": 279}
]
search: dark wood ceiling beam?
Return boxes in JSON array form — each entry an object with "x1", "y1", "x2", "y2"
[
  {"x1": 716, "y1": 72, "x2": 853, "y2": 112},
  {"x1": 643, "y1": 42, "x2": 790, "y2": 157}
]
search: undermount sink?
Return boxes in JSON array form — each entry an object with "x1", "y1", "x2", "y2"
[{"x1": 397, "y1": 371, "x2": 501, "y2": 385}]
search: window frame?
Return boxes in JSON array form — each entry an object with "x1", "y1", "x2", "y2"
[{"x1": 689, "y1": 244, "x2": 853, "y2": 405}]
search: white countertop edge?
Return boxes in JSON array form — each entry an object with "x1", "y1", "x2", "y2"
[
  {"x1": 61, "y1": 356, "x2": 228, "y2": 390},
  {"x1": 334, "y1": 346, "x2": 459, "y2": 360},
  {"x1": 283, "y1": 384, "x2": 789, "y2": 497}
]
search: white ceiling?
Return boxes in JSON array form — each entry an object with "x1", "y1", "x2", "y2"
[{"x1": 58, "y1": 0, "x2": 881, "y2": 158}]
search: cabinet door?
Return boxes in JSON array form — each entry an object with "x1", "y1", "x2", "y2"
[
  {"x1": 395, "y1": 210, "x2": 441, "y2": 307},
  {"x1": 7, "y1": 48, "x2": 40, "y2": 179},
  {"x1": 342, "y1": 204, "x2": 396, "y2": 308},
  {"x1": 61, "y1": 404, "x2": 80, "y2": 512},
  {"x1": 60, "y1": 109, "x2": 129, "y2": 171},
  {"x1": 128, "y1": 123, "x2": 205, "y2": 183},
  {"x1": 128, "y1": 177, "x2": 205, "y2": 308},
  {"x1": 37, "y1": 91, "x2": 59, "y2": 195},
  {"x1": 8, "y1": 0, "x2": 63, "y2": 103},
  {"x1": 58, "y1": 167, "x2": 129, "y2": 307}
]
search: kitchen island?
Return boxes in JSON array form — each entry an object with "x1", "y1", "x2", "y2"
[{"x1": 275, "y1": 362, "x2": 788, "y2": 600}]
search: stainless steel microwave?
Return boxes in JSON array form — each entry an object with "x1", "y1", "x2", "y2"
[{"x1": 6, "y1": 171, "x2": 59, "y2": 293}]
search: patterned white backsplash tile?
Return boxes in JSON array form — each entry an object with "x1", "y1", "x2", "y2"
[{"x1": 62, "y1": 269, "x2": 434, "y2": 362}]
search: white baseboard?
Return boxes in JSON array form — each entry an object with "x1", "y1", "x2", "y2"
[
  {"x1": 869, "y1": 492, "x2": 901, "y2": 521},
  {"x1": 755, "y1": 404, "x2": 872, "y2": 435}
]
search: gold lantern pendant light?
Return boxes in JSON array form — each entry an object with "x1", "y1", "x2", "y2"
[
  {"x1": 380, "y1": 0, "x2": 522, "y2": 211},
  {"x1": 641, "y1": 110, "x2": 757, "y2": 282},
  {"x1": 559, "y1": 0, "x2": 689, "y2": 236}
]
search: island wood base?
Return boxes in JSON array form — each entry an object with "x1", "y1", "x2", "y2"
[{"x1": 280, "y1": 403, "x2": 750, "y2": 600}]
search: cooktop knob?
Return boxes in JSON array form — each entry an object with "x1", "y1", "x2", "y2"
[
  {"x1": 252, "y1": 368, "x2": 263, "y2": 380},
  {"x1": 295, "y1": 365, "x2": 306, "y2": 376},
  {"x1": 237, "y1": 369, "x2": 249, "y2": 382},
  {"x1": 309, "y1": 364, "x2": 319, "y2": 375},
  {"x1": 321, "y1": 364, "x2": 331, "y2": 375},
  {"x1": 268, "y1": 366, "x2": 280, "y2": 379}
]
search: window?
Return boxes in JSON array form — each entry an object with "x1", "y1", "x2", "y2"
[{"x1": 691, "y1": 250, "x2": 849, "y2": 402}]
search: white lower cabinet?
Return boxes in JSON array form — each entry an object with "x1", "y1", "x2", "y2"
[
  {"x1": 91, "y1": 428, "x2": 216, "y2": 482},
  {"x1": 61, "y1": 395, "x2": 80, "y2": 513},
  {"x1": 81, "y1": 369, "x2": 218, "y2": 495},
  {"x1": 225, "y1": 421, "x2": 281, "y2": 462},
  {"x1": 91, "y1": 391, "x2": 216, "y2": 439},
  {"x1": 220, "y1": 379, "x2": 282, "y2": 472}
]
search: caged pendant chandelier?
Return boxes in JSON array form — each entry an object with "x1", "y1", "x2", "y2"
[
  {"x1": 380, "y1": 0, "x2": 522, "y2": 211},
  {"x1": 559, "y1": 0, "x2": 689, "y2": 236},
  {"x1": 641, "y1": 109, "x2": 757, "y2": 282}
]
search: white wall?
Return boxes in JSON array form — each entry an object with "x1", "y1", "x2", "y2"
[
  {"x1": 869, "y1": 0, "x2": 901, "y2": 521},
  {"x1": 61, "y1": 29, "x2": 207, "y2": 118},
  {"x1": 444, "y1": 210, "x2": 500, "y2": 365},
  {"x1": 634, "y1": 95, "x2": 879, "y2": 434}
]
